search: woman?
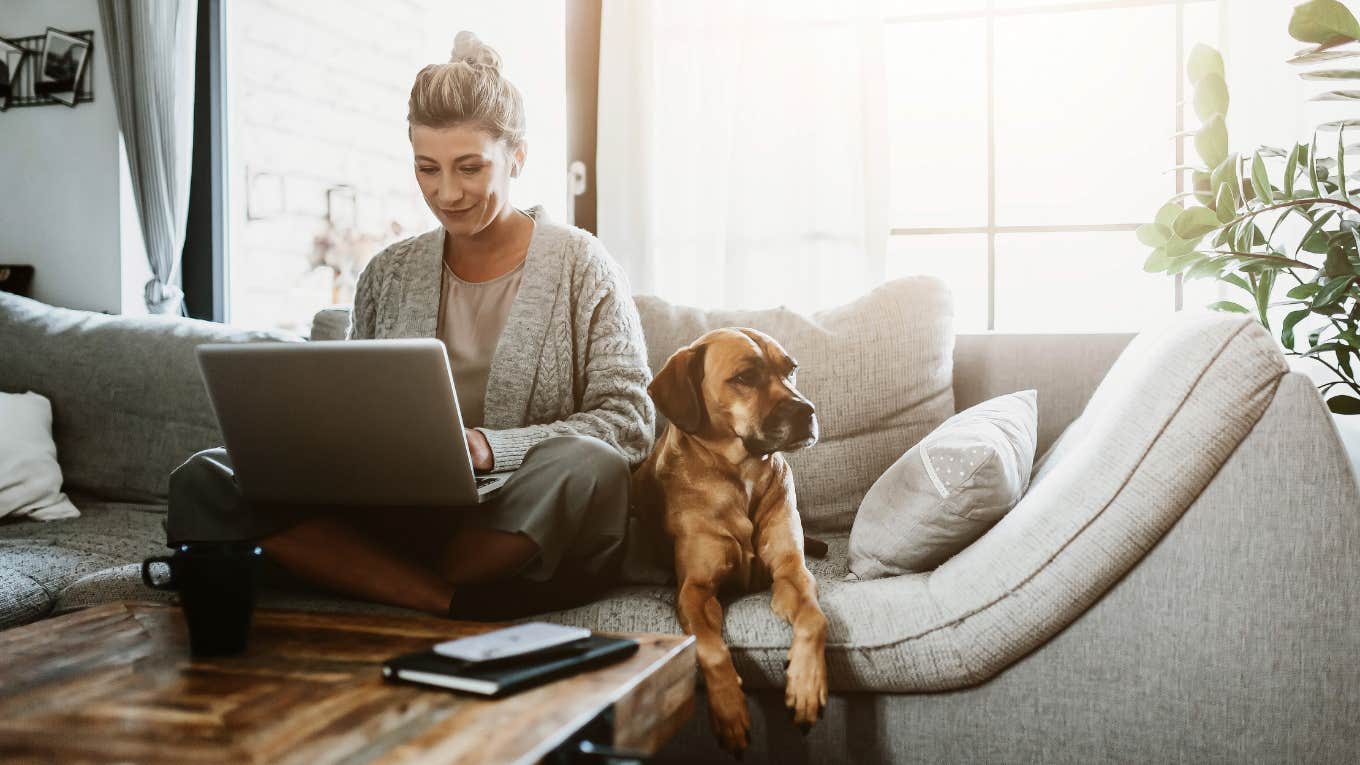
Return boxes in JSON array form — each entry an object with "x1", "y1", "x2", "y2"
[{"x1": 165, "y1": 32, "x2": 656, "y2": 619}]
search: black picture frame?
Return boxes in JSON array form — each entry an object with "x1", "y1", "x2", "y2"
[
  {"x1": 37, "y1": 27, "x2": 90, "y2": 108},
  {"x1": 0, "y1": 37, "x2": 28, "y2": 111}
]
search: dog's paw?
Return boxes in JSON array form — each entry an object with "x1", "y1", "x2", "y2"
[
  {"x1": 707, "y1": 681, "x2": 751, "y2": 755},
  {"x1": 783, "y1": 650, "x2": 828, "y2": 728}
]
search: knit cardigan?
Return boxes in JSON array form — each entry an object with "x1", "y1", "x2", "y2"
[{"x1": 346, "y1": 207, "x2": 656, "y2": 471}]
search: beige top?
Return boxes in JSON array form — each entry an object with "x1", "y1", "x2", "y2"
[{"x1": 436, "y1": 257, "x2": 525, "y2": 428}]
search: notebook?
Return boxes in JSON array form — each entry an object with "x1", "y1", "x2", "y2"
[{"x1": 382, "y1": 634, "x2": 640, "y2": 697}]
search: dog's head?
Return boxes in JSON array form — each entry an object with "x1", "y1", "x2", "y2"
[{"x1": 649, "y1": 328, "x2": 818, "y2": 456}]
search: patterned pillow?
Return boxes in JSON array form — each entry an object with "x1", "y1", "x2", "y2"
[{"x1": 849, "y1": 389, "x2": 1038, "y2": 578}]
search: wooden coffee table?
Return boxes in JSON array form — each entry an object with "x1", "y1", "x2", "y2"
[{"x1": 0, "y1": 602, "x2": 695, "y2": 764}]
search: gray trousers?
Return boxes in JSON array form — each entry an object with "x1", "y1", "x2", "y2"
[{"x1": 165, "y1": 435, "x2": 632, "y2": 607}]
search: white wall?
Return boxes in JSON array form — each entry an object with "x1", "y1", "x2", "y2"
[{"x1": 0, "y1": 0, "x2": 128, "y2": 313}]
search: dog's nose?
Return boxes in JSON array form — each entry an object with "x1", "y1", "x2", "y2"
[{"x1": 784, "y1": 398, "x2": 815, "y2": 420}]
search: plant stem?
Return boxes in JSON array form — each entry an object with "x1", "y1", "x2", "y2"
[{"x1": 1222, "y1": 197, "x2": 1360, "y2": 229}]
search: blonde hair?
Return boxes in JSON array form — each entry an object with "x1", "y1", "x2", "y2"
[{"x1": 407, "y1": 31, "x2": 525, "y2": 145}]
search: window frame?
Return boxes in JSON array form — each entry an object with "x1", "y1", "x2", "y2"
[{"x1": 884, "y1": 0, "x2": 1211, "y2": 329}]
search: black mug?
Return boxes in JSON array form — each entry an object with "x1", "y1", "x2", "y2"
[{"x1": 142, "y1": 542, "x2": 263, "y2": 657}]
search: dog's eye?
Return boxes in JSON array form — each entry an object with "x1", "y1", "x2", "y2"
[{"x1": 731, "y1": 371, "x2": 756, "y2": 386}]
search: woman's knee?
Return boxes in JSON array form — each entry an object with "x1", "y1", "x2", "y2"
[
  {"x1": 528, "y1": 435, "x2": 630, "y2": 487},
  {"x1": 168, "y1": 447, "x2": 235, "y2": 504}
]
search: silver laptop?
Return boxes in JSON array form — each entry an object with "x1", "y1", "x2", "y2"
[{"x1": 195, "y1": 338, "x2": 512, "y2": 507}]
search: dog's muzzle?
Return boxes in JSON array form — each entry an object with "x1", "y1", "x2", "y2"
[{"x1": 747, "y1": 398, "x2": 819, "y2": 455}]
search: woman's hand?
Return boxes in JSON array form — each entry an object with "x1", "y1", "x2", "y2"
[{"x1": 465, "y1": 428, "x2": 494, "y2": 472}]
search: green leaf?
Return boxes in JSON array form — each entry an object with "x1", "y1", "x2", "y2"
[
  {"x1": 1173, "y1": 206, "x2": 1222, "y2": 239},
  {"x1": 1289, "y1": 47, "x2": 1360, "y2": 64},
  {"x1": 1300, "y1": 68, "x2": 1360, "y2": 79},
  {"x1": 1210, "y1": 153, "x2": 1240, "y2": 208},
  {"x1": 1223, "y1": 273, "x2": 1252, "y2": 293},
  {"x1": 1191, "y1": 169, "x2": 1213, "y2": 206},
  {"x1": 1185, "y1": 256, "x2": 1222, "y2": 281},
  {"x1": 1195, "y1": 114, "x2": 1229, "y2": 169},
  {"x1": 1314, "y1": 275, "x2": 1357, "y2": 307},
  {"x1": 1289, "y1": 0, "x2": 1360, "y2": 45},
  {"x1": 1297, "y1": 209, "x2": 1337, "y2": 254},
  {"x1": 1187, "y1": 44, "x2": 1225, "y2": 84},
  {"x1": 1281, "y1": 308, "x2": 1312, "y2": 350},
  {"x1": 1310, "y1": 90, "x2": 1360, "y2": 101},
  {"x1": 1256, "y1": 269, "x2": 1277, "y2": 329},
  {"x1": 1284, "y1": 143, "x2": 1301, "y2": 198},
  {"x1": 1251, "y1": 151, "x2": 1275, "y2": 204},
  {"x1": 1207, "y1": 300, "x2": 1251, "y2": 313},
  {"x1": 1166, "y1": 235, "x2": 1199, "y2": 257},
  {"x1": 1143, "y1": 247, "x2": 1170, "y2": 273},
  {"x1": 1326, "y1": 395, "x2": 1360, "y2": 414},
  {"x1": 1136, "y1": 223, "x2": 1172, "y2": 247},
  {"x1": 1325, "y1": 243, "x2": 1356, "y2": 276},
  {"x1": 1168, "y1": 252, "x2": 1202, "y2": 275},
  {"x1": 1214, "y1": 183, "x2": 1236, "y2": 222},
  {"x1": 1287, "y1": 281, "x2": 1320, "y2": 299},
  {"x1": 1154, "y1": 202, "x2": 1183, "y2": 229},
  {"x1": 1305, "y1": 341, "x2": 1347, "y2": 356},
  {"x1": 1193, "y1": 74, "x2": 1230, "y2": 121},
  {"x1": 1339, "y1": 127, "x2": 1351, "y2": 202},
  {"x1": 1311, "y1": 131, "x2": 1324, "y2": 196}
]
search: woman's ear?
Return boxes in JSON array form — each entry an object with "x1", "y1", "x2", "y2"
[
  {"x1": 511, "y1": 139, "x2": 527, "y2": 177},
  {"x1": 648, "y1": 344, "x2": 706, "y2": 434}
]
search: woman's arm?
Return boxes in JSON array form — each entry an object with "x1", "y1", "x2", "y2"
[
  {"x1": 475, "y1": 255, "x2": 657, "y2": 471},
  {"x1": 346, "y1": 256, "x2": 382, "y2": 341}
]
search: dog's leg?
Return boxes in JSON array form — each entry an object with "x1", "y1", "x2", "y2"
[
  {"x1": 755, "y1": 469, "x2": 828, "y2": 729},
  {"x1": 674, "y1": 540, "x2": 749, "y2": 755}
]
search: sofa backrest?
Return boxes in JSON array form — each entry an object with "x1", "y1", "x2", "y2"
[
  {"x1": 318, "y1": 277, "x2": 956, "y2": 533},
  {"x1": 0, "y1": 293, "x2": 300, "y2": 503},
  {"x1": 953, "y1": 332, "x2": 1134, "y2": 458}
]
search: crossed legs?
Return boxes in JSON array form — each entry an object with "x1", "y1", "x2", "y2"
[{"x1": 263, "y1": 518, "x2": 537, "y2": 615}]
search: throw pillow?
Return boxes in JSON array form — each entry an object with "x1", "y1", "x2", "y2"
[
  {"x1": 849, "y1": 389, "x2": 1038, "y2": 579},
  {"x1": 0, "y1": 391, "x2": 79, "y2": 521}
]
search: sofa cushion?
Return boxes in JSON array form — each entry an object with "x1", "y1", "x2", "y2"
[
  {"x1": 0, "y1": 492, "x2": 170, "y2": 628},
  {"x1": 848, "y1": 389, "x2": 1038, "y2": 579},
  {"x1": 633, "y1": 277, "x2": 955, "y2": 532},
  {"x1": 0, "y1": 293, "x2": 300, "y2": 503}
]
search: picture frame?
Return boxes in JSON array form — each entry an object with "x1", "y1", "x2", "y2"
[
  {"x1": 0, "y1": 37, "x2": 28, "y2": 112},
  {"x1": 35, "y1": 27, "x2": 89, "y2": 107}
]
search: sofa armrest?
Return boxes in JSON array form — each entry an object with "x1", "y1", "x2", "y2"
[
  {"x1": 976, "y1": 371, "x2": 1360, "y2": 757},
  {"x1": 953, "y1": 332, "x2": 1135, "y2": 456}
]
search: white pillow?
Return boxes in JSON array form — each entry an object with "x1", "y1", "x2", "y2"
[
  {"x1": 849, "y1": 390, "x2": 1037, "y2": 579},
  {"x1": 0, "y1": 391, "x2": 79, "y2": 521}
]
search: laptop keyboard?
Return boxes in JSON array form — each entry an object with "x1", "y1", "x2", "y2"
[{"x1": 476, "y1": 476, "x2": 497, "y2": 488}]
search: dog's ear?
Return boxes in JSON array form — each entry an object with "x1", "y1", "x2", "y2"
[{"x1": 649, "y1": 344, "x2": 707, "y2": 434}]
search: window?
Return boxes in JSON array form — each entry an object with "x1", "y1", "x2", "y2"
[
  {"x1": 222, "y1": 1, "x2": 568, "y2": 334},
  {"x1": 883, "y1": 0, "x2": 1220, "y2": 331}
]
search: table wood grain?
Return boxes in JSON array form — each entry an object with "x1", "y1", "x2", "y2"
[{"x1": 0, "y1": 602, "x2": 695, "y2": 764}]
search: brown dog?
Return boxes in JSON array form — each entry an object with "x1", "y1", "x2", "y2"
[{"x1": 631, "y1": 327, "x2": 828, "y2": 754}]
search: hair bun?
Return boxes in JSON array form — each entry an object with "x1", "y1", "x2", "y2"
[{"x1": 449, "y1": 30, "x2": 502, "y2": 72}]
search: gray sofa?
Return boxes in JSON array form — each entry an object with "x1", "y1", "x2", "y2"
[{"x1": 1, "y1": 287, "x2": 1357, "y2": 763}]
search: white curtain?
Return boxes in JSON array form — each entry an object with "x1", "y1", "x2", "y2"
[
  {"x1": 99, "y1": 0, "x2": 197, "y2": 315},
  {"x1": 597, "y1": 0, "x2": 888, "y2": 312}
]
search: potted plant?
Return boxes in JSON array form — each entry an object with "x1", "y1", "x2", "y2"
[{"x1": 1140, "y1": 0, "x2": 1360, "y2": 414}]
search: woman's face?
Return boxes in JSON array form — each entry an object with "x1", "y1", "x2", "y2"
[{"x1": 411, "y1": 123, "x2": 525, "y2": 237}]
